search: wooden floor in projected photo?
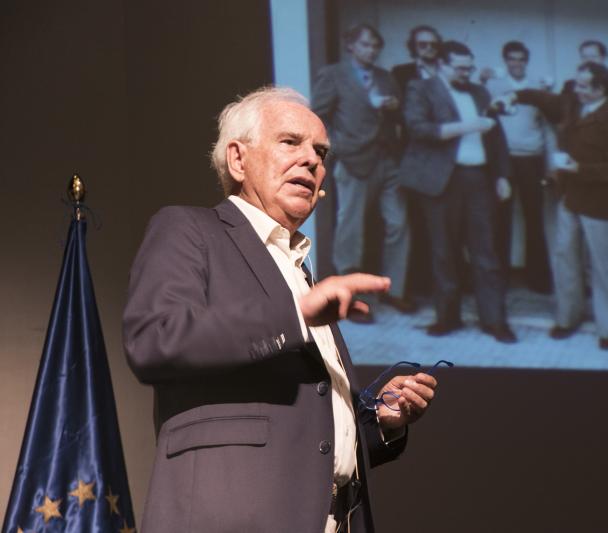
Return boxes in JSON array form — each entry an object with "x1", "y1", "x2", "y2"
[{"x1": 342, "y1": 286, "x2": 607, "y2": 370}]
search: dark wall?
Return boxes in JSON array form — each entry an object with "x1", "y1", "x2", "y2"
[
  {"x1": 0, "y1": 0, "x2": 273, "y2": 523},
  {"x1": 1, "y1": 0, "x2": 608, "y2": 531},
  {"x1": 360, "y1": 366, "x2": 608, "y2": 532}
]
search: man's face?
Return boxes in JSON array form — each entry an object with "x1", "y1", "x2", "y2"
[
  {"x1": 414, "y1": 30, "x2": 439, "y2": 62},
  {"x1": 504, "y1": 50, "x2": 528, "y2": 80},
  {"x1": 580, "y1": 44, "x2": 605, "y2": 65},
  {"x1": 441, "y1": 53, "x2": 475, "y2": 89},
  {"x1": 349, "y1": 29, "x2": 382, "y2": 68},
  {"x1": 237, "y1": 101, "x2": 329, "y2": 233},
  {"x1": 574, "y1": 69, "x2": 606, "y2": 105}
]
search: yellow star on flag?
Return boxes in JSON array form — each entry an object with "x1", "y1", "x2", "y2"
[
  {"x1": 105, "y1": 485, "x2": 120, "y2": 516},
  {"x1": 119, "y1": 520, "x2": 136, "y2": 533},
  {"x1": 68, "y1": 479, "x2": 96, "y2": 508},
  {"x1": 35, "y1": 496, "x2": 62, "y2": 523}
]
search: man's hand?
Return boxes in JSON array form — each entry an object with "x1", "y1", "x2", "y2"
[
  {"x1": 478, "y1": 67, "x2": 496, "y2": 84},
  {"x1": 376, "y1": 373, "x2": 437, "y2": 432},
  {"x1": 440, "y1": 117, "x2": 495, "y2": 140},
  {"x1": 299, "y1": 274, "x2": 390, "y2": 327},
  {"x1": 496, "y1": 177, "x2": 512, "y2": 201},
  {"x1": 380, "y1": 96, "x2": 400, "y2": 111},
  {"x1": 466, "y1": 117, "x2": 496, "y2": 134},
  {"x1": 553, "y1": 152, "x2": 579, "y2": 173},
  {"x1": 490, "y1": 93, "x2": 517, "y2": 110}
]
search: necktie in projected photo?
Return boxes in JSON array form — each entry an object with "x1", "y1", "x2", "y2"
[{"x1": 3, "y1": 211, "x2": 136, "y2": 533}]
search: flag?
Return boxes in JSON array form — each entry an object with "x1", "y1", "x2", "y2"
[{"x1": 3, "y1": 215, "x2": 136, "y2": 533}]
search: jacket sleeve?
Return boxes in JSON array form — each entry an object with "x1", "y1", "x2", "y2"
[
  {"x1": 311, "y1": 65, "x2": 338, "y2": 126},
  {"x1": 484, "y1": 107, "x2": 511, "y2": 179},
  {"x1": 516, "y1": 89, "x2": 563, "y2": 124},
  {"x1": 358, "y1": 404, "x2": 408, "y2": 468},
  {"x1": 122, "y1": 207, "x2": 305, "y2": 384}
]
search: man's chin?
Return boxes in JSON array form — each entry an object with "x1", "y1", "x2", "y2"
[{"x1": 284, "y1": 200, "x2": 315, "y2": 227}]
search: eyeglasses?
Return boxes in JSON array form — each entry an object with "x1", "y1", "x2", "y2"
[
  {"x1": 505, "y1": 56, "x2": 528, "y2": 63},
  {"x1": 417, "y1": 40, "x2": 438, "y2": 49},
  {"x1": 448, "y1": 65, "x2": 477, "y2": 74},
  {"x1": 358, "y1": 360, "x2": 454, "y2": 412}
]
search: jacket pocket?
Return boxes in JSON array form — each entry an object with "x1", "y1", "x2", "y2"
[{"x1": 166, "y1": 416, "x2": 269, "y2": 457}]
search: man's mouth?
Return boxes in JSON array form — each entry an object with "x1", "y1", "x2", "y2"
[{"x1": 287, "y1": 177, "x2": 316, "y2": 194}]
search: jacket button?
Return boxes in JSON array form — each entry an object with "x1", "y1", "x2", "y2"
[
  {"x1": 316, "y1": 381, "x2": 329, "y2": 396},
  {"x1": 319, "y1": 440, "x2": 332, "y2": 454}
]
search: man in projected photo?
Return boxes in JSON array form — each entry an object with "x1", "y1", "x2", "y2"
[
  {"x1": 562, "y1": 40, "x2": 607, "y2": 95},
  {"x1": 391, "y1": 25, "x2": 443, "y2": 300},
  {"x1": 312, "y1": 23, "x2": 413, "y2": 323},
  {"x1": 503, "y1": 62, "x2": 608, "y2": 350},
  {"x1": 400, "y1": 40, "x2": 516, "y2": 343},
  {"x1": 123, "y1": 87, "x2": 439, "y2": 532},
  {"x1": 483, "y1": 40, "x2": 553, "y2": 294}
]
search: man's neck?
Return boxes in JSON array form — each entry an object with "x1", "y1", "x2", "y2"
[
  {"x1": 509, "y1": 73, "x2": 526, "y2": 82},
  {"x1": 417, "y1": 57, "x2": 437, "y2": 71},
  {"x1": 351, "y1": 57, "x2": 373, "y2": 70}
]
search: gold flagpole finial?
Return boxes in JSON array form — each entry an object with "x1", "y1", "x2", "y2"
[{"x1": 67, "y1": 173, "x2": 86, "y2": 220}]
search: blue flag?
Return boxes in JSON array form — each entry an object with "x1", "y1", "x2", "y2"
[{"x1": 3, "y1": 217, "x2": 136, "y2": 533}]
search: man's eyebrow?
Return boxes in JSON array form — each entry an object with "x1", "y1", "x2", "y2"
[
  {"x1": 276, "y1": 130, "x2": 304, "y2": 140},
  {"x1": 314, "y1": 142, "x2": 331, "y2": 152}
]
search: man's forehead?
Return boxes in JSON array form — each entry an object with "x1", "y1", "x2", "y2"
[
  {"x1": 260, "y1": 101, "x2": 327, "y2": 139},
  {"x1": 416, "y1": 31, "x2": 438, "y2": 42},
  {"x1": 449, "y1": 54, "x2": 473, "y2": 65},
  {"x1": 582, "y1": 45, "x2": 601, "y2": 56}
]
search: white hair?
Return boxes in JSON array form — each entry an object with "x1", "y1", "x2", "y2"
[{"x1": 211, "y1": 86, "x2": 309, "y2": 196}]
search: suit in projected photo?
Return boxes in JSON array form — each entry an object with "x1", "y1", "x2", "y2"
[{"x1": 306, "y1": 0, "x2": 608, "y2": 369}]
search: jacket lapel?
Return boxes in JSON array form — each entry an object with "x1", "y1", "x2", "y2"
[
  {"x1": 214, "y1": 199, "x2": 292, "y2": 303},
  {"x1": 339, "y1": 61, "x2": 370, "y2": 102},
  {"x1": 577, "y1": 99, "x2": 608, "y2": 127},
  {"x1": 432, "y1": 77, "x2": 459, "y2": 119}
]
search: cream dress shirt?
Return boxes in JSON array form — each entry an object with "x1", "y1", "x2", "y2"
[{"x1": 228, "y1": 196, "x2": 357, "y2": 486}]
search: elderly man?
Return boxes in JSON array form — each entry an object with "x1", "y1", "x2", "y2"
[
  {"x1": 123, "y1": 87, "x2": 438, "y2": 533},
  {"x1": 400, "y1": 40, "x2": 516, "y2": 343},
  {"x1": 312, "y1": 23, "x2": 413, "y2": 322},
  {"x1": 504, "y1": 62, "x2": 608, "y2": 350}
]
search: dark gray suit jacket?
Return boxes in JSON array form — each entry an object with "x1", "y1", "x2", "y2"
[
  {"x1": 123, "y1": 201, "x2": 405, "y2": 532},
  {"x1": 399, "y1": 76, "x2": 509, "y2": 196},
  {"x1": 311, "y1": 61, "x2": 401, "y2": 178}
]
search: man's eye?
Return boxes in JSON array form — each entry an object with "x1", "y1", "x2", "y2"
[
  {"x1": 316, "y1": 148, "x2": 329, "y2": 161},
  {"x1": 281, "y1": 138, "x2": 297, "y2": 145}
]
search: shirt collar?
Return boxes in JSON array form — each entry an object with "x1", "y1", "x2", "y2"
[
  {"x1": 228, "y1": 195, "x2": 311, "y2": 266},
  {"x1": 416, "y1": 59, "x2": 436, "y2": 79},
  {"x1": 439, "y1": 73, "x2": 467, "y2": 95},
  {"x1": 583, "y1": 97, "x2": 606, "y2": 116},
  {"x1": 507, "y1": 75, "x2": 528, "y2": 89}
]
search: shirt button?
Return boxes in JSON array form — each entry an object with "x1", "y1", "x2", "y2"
[
  {"x1": 319, "y1": 440, "x2": 332, "y2": 454},
  {"x1": 316, "y1": 381, "x2": 329, "y2": 396}
]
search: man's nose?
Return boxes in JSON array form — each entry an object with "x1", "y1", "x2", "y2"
[{"x1": 299, "y1": 143, "x2": 320, "y2": 170}]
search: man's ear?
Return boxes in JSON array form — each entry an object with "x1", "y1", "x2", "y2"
[{"x1": 226, "y1": 140, "x2": 247, "y2": 184}]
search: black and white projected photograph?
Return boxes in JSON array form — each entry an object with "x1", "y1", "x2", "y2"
[{"x1": 273, "y1": 0, "x2": 608, "y2": 370}]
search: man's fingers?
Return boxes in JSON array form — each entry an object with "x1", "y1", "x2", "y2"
[
  {"x1": 348, "y1": 299, "x2": 369, "y2": 317},
  {"x1": 335, "y1": 286, "x2": 353, "y2": 319},
  {"x1": 413, "y1": 372, "x2": 438, "y2": 388},
  {"x1": 331, "y1": 273, "x2": 391, "y2": 295},
  {"x1": 387, "y1": 375, "x2": 436, "y2": 404},
  {"x1": 400, "y1": 386, "x2": 429, "y2": 411}
]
